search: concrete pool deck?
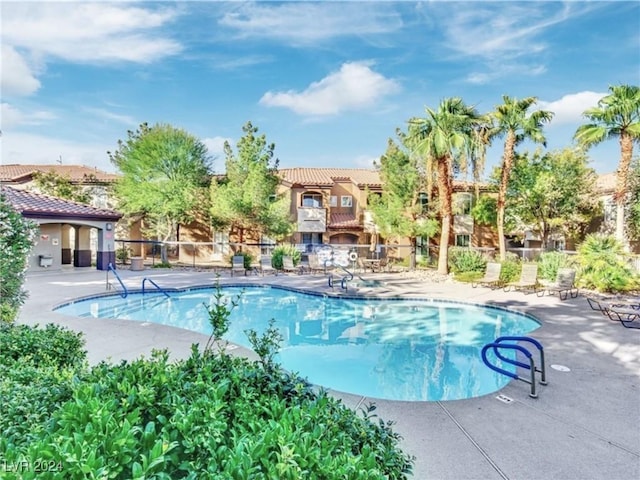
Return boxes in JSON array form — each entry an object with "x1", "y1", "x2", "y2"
[{"x1": 16, "y1": 267, "x2": 640, "y2": 480}]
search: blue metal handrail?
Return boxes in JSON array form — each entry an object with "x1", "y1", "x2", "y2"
[
  {"x1": 142, "y1": 278, "x2": 170, "y2": 298},
  {"x1": 481, "y1": 336, "x2": 547, "y2": 398},
  {"x1": 107, "y1": 262, "x2": 128, "y2": 298}
]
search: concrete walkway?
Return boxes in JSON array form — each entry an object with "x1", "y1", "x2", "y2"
[{"x1": 17, "y1": 267, "x2": 640, "y2": 480}]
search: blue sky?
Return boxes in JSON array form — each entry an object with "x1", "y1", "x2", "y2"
[{"x1": 1, "y1": 1, "x2": 638, "y2": 177}]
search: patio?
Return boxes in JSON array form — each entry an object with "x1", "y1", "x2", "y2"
[{"x1": 17, "y1": 267, "x2": 640, "y2": 479}]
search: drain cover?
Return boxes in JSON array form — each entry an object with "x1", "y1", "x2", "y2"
[
  {"x1": 551, "y1": 364, "x2": 570, "y2": 372},
  {"x1": 496, "y1": 394, "x2": 514, "y2": 404}
]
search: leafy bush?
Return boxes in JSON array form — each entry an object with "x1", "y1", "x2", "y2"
[
  {"x1": 577, "y1": 234, "x2": 638, "y2": 293},
  {"x1": 271, "y1": 245, "x2": 301, "y2": 270},
  {"x1": 0, "y1": 194, "x2": 37, "y2": 324},
  {"x1": 448, "y1": 247, "x2": 486, "y2": 274},
  {"x1": 0, "y1": 324, "x2": 86, "y2": 451},
  {"x1": 537, "y1": 251, "x2": 575, "y2": 281},
  {"x1": 1, "y1": 298, "x2": 413, "y2": 479},
  {"x1": 499, "y1": 253, "x2": 521, "y2": 284}
]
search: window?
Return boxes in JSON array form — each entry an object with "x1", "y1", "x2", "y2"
[
  {"x1": 260, "y1": 235, "x2": 276, "y2": 256},
  {"x1": 302, "y1": 193, "x2": 323, "y2": 208},
  {"x1": 302, "y1": 233, "x2": 322, "y2": 245},
  {"x1": 329, "y1": 195, "x2": 337, "y2": 207},
  {"x1": 213, "y1": 231, "x2": 230, "y2": 257},
  {"x1": 416, "y1": 235, "x2": 430, "y2": 256},
  {"x1": 341, "y1": 195, "x2": 353, "y2": 207},
  {"x1": 418, "y1": 193, "x2": 429, "y2": 213},
  {"x1": 455, "y1": 234, "x2": 470, "y2": 247},
  {"x1": 456, "y1": 193, "x2": 472, "y2": 215}
]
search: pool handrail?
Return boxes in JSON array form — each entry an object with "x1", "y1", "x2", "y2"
[
  {"x1": 142, "y1": 278, "x2": 171, "y2": 298},
  {"x1": 107, "y1": 262, "x2": 128, "y2": 298},
  {"x1": 492, "y1": 336, "x2": 547, "y2": 385},
  {"x1": 481, "y1": 343, "x2": 538, "y2": 397}
]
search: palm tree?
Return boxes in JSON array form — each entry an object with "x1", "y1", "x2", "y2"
[
  {"x1": 491, "y1": 96, "x2": 554, "y2": 260},
  {"x1": 408, "y1": 97, "x2": 488, "y2": 275},
  {"x1": 574, "y1": 84, "x2": 640, "y2": 243}
]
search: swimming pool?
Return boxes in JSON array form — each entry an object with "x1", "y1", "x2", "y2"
[{"x1": 55, "y1": 285, "x2": 540, "y2": 401}]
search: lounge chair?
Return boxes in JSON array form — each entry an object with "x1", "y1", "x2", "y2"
[
  {"x1": 307, "y1": 253, "x2": 325, "y2": 274},
  {"x1": 586, "y1": 296, "x2": 640, "y2": 329},
  {"x1": 259, "y1": 256, "x2": 277, "y2": 276},
  {"x1": 472, "y1": 262, "x2": 502, "y2": 289},
  {"x1": 281, "y1": 255, "x2": 300, "y2": 274},
  {"x1": 231, "y1": 255, "x2": 246, "y2": 277},
  {"x1": 541, "y1": 268, "x2": 578, "y2": 300},
  {"x1": 505, "y1": 264, "x2": 539, "y2": 294}
]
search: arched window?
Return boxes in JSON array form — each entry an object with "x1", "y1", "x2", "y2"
[{"x1": 302, "y1": 192, "x2": 323, "y2": 208}]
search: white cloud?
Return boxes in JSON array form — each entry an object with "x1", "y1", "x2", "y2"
[
  {"x1": 540, "y1": 91, "x2": 606, "y2": 125},
  {"x1": 432, "y1": 3, "x2": 604, "y2": 82},
  {"x1": 260, "y1": 62, "x2": 400, "y2": 116},
  {"x1": 1, "y1": 131, "x2": 115, "y2": 172},
  {"x1": 0, "y1": 45, "x2": 41, "y2": 96},
  {"x1": 203, "y1": 136, "x2": 232, "y2": 157},
  {"x1": 1, "y1": 3, "x2": 182, "y2": 64},
  {"x1": 1, "y1": 103, "x2": 57, "y2": 129},
  {"x1": 353, "y1": 155, "x2": 378, "y2": 169},
  {"x1": 219, "y1": 2, "x2": 402, "y2": 44},
  {"x1": 82, "y1": 108, "x2": 138, "y2": 128}
]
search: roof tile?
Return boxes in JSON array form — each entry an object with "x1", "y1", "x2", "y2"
[
  {"x1": 0, "y1": 164, "x2": 119, "y2": 183},
  {"x1": 1, "y1": 186, "x2": 122, "y2": 221}
]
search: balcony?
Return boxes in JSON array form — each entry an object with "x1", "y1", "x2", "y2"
[{"x1": 297, "y1": 207, "x2": 327, "y2": 233}]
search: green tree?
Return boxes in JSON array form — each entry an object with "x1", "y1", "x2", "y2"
[
  {"x1": 505, "y1": 148, "x2": 599, "y2": 249},
  {"x1": 490, "y1": 96, "x2": 554, "y2": 260},
  {"x1": 369, "y1": 135, "x2": 438, "y2": 270},
  {"x1": 32, "y1": 171, "x2": 92, "y2": 204},
  {"x1": 626, "y1": 158, "x2": 640, "y2": 242},
  {"x1": 407, "y1": 98, "x2": 489, "y2": 274},
  {"x1": 209, "y1": 122, "x2": 294, "y2": 245},
  {"x1": 108, "y1": 123, "x2": 212, "y2": 241},
  {"x1": 0, "y1": 193, "x2": 37, "y2": 323},
  {"x1": 574, "y1": 84, "x2": 640, "y2": 243}
]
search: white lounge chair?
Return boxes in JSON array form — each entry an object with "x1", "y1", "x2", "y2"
[
  {"x1": 231, "y1": 255, "x2": 246, "y2": 277},
  {"x1": 472, "y1": 262, "x2": 502, "y2": 289},
  {"x1": 505, "y1": 264, "x2": 539, "y2": 294},
  {"x1": 259, "y1": 256, "x2": 277, "y2": 276},
  {"x1": 541, "y1": 268, "x2": 578, "y2": 300}
]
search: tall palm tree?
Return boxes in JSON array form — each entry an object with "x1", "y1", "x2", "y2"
[
  {"x1": 491, "y1": 96, "x2": 554, "y2": 260},
  {"x1": 408, "y1": 97, "x2": 488, "y2": 274},
  {"x1": 574, "y1": 84, "x2": 640, "y2": 243}
]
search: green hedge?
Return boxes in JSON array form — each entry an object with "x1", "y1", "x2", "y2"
[{"x1": 0, "y1": 325, "x2": 414, "y2": 479}]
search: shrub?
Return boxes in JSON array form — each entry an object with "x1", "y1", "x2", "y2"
[
  {"x1": 0, "y1": 194, "x2": 37, "y2": 324},
  {"x1": 448, "y1": 247, "x2": 486, "y2": 274},
  {"x1": 271, "y1": 245, "x2": 301, "y2": 270},
  {"x1": 577, "y1": 234, "x2": 638, "y2": 293},
  {"x1": 0, "y1": 324, "x2": 86, "y2": 452},
  {"x1": 537, "y1": 251, "x2": 574, "y2": 281},
  {"x1": 499, "y1": 253, "x2": 521, "y2": 284}
]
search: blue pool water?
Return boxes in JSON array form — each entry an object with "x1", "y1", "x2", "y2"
[{"x1": 55, "y1": 286, "x2": 540, "y2": 401}]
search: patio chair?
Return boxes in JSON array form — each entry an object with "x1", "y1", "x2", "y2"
[
  {"x1": 541, "y1": 268, "x2": 579, "y2": 300},
  {"x1": 505, "y1": 264, "x2": 539, "y2": 294},
  {"x1": 472, "y1": 262, "x2": 502, "y2": 289},
  {"x1": 307, "y1": 253, "x2": 325, "y2": 274},
  {"x1": 231, "y1": 255, "x2": 247, "y2": 277},
  {"x1": 604, "y1": 306, "x2": 640, "y2": 329},
  {"x1": 259, "y1": 256, "x2": 277, "y2": 276},
  {"x1": 281, "y1": 255, "x2": 300, "y2": 274}
]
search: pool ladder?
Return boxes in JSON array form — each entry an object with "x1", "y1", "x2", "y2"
[
  {"x1": 481, "y1": 336, "x2": 547, "y2": 398},
  {"x1": 142, "y1": 278, "x2": 171, "y2": 298},
  {"x1": 106, "y1": 263, "x2": 128, "y2": 298}
]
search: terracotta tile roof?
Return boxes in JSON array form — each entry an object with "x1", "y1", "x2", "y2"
[
  {"x1": 278, "y1": 168, "x2": 383, "y2": 188},
  {"x1": 1, "y1": 186, "x2": 122, "y2": 221},
  {"x1": 0, "y1": 164, "x2": 119, "y2": 183},
  {"x1": 329, "y1": 213, "x2": 360, "y2": 229},
  {"x1": 596, "y1": 172, "x2": 617, "y2": 193}
]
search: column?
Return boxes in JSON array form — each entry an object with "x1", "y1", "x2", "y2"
[
  {"x1": 73, "y1": 226, "x2": 92, "y2": 267},
  {"x1": 96, "y1": 222, "x2": 116, "y2": 271}
]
